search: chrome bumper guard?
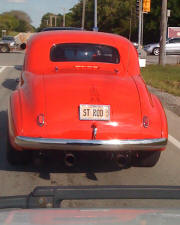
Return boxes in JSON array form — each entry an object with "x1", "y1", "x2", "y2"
[{"x1": 15, "y1": 136, "x2": 167, "y2": 151}]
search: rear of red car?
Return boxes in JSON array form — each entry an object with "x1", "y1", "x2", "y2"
[{"x1": 7, "y1": 31, "x2": 168, "y2": 167}]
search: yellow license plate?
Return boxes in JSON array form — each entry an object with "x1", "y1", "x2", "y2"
[{"x1": 79, "y1": 104, "x2": 110, "y2": 121}]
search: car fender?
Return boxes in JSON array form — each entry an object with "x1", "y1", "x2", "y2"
[
  {"x1": 8, "y1": 90, "x2": 23, "y2": 150},
  {"x1": 151, "y1": 94, "x2": 168, "y2": 139},
  {"x1": 132, "y1": 75, "x2": 167, "y2": 139},
  {"x1": 18, "y1": 71, "x2": 47, "y2": 138}
]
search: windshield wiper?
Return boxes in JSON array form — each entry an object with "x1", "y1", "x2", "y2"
[{"x1": 1, "y1": 185, "x2": 180, "y2": 209}]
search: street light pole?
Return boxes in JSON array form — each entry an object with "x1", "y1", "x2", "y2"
[
  {"x1": 82, "y1": 0, "x2": 86, "y2": 29},
  {"x1": 129, "y1": 3, "x2": 133, "y2": 40},
  {"x1": 138, "y1": 0, "x2": 142, "y2": 49},
  {"x1": 159, "y1": 0, "x2": 167, "y2": 66},
  {"x1": 141, "y1": 12, "x2": 144, "y2": 46},
  {"x1": 93, "y1": 0, "x2": 98, "y2": 31},
  {"x1": 50, "y1": 16, "x2": 53, "y2": 27},
  {"x1": 63, "y1": 8, "x2": 66, "y2": 27}
]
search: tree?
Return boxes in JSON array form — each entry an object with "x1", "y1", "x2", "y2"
[
  {"x1": 167, "y1": 0, "x2": 180, "y2": 26},
  {"x1": 69, "y1": 0, "x2": 137, "y2": 37},
  {"x1": 38, "y1": 0, "x2": 138, "y2": 38},
  {"x1": 38, "y1": 0, "x2": 180, "y2": 43},
  {"x1": 0, "y1": 10, "x2": 34, "y2": 35},
  {"x1": 0, "y1": 14, "x2": 19, "y2": 32},
  {"x1": 5, "y1": 10, "x2": 32, "y2": 24}
]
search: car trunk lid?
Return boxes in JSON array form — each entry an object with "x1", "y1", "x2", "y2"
[{"x1": 43, "y1": 71, "x2": 142, "y2": 140}]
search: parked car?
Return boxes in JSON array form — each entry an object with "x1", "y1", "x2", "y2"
[
  {"x1": 41, "y1": 27, "x2": 83, "y2": 32},
  {"x1": 144, "y1": 37, "x2": 180, "y2": 55},
  {"x1": 1, "y1": 36, "x2": 16, "y2": 46},
  {"x1": 7, "y1": 31, "x2": 168, "y2": 167},
  {"x1": 0, "y1": 36, "x2": 17, "y2": 53}
]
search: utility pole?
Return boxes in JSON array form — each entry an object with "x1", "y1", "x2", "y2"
[
  {"x1": 141, "y1": 12, "x2": 144, "y2": 46},
  {"x1": 50, "y1": 16, "x2": 53, "y2": 27},
  {"x1": 55, "y1": 16, "x2": 57, "y2": 27},
  {"x1": 63, "y1": 8, "x2": 66, "y2": 27},
  {"x1": 82, "y1": 0, "x2": 86, "y2": 29},
  {"x1": 138, "y1": 0, "x2": 142, "y2": 49},
  {"x1": 159, "y1": 0, "x2": 167, "y2": 65},
  {"x1": 93, "y1": 0, "x2": 98, "y2": 31},
  {"x1": 129, "y1": 3, "x2": 133, "y2": 40},
  {"x1": 49, "y1": 15, "x2": 57, "y2": 27}
]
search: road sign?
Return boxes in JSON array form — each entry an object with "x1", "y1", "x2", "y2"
[
  {"x1": 168, "y1": 27, "x2": 180, "y2": 38},
  {"x1": 143, "y1": 0, "x2": 151, "y2": 13}
]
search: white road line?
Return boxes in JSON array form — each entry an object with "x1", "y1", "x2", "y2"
[
  {"x1": 0, "y1": 66, "x2": 14, "y2": 68},
  {"x1": 168, "y1": 135, "x2": 180, "y2": 150},
  {"x1": 0, "y1": 66, "x2": 7, "y2": 73},
  {"x1": 0, "y1": 65, "x2": 16, "y2": 73}
]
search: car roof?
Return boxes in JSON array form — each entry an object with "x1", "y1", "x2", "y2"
[
  {"x1": 25, "y1": 31, "x2": 140, "y2": 76},
  {"x1": 29, "y1": 30, "x2": 128, "y2": 46}
]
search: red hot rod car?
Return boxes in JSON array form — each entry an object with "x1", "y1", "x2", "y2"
[{"x1": 7, "y1": 31, "x2": 168, "y2": 167}]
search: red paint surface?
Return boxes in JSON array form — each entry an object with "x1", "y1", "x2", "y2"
[{"x1": 8, "y1": 31, "x2": 168, "y2": 150}]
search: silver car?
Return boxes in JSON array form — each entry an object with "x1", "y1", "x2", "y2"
[
  {"x1": 0, "y1": 36, "x2": 16, "y2": 47},
  {"x1": 144, "y1": 38, "x2": 180, "y2": 55}
]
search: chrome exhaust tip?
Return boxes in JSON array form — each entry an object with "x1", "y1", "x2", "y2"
[{"x1": 64, "y1": 153, "x2": 76, "y2": 167}]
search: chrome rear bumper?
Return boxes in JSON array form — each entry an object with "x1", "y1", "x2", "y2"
[{"x1": 15, "y1": 136, "x2": 167, "y2": 151}]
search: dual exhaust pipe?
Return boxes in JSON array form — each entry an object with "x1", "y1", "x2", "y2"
[
  {"x1": 34, "y1": 151, "x2": 129, "y2": 168},
  {"x1": 64, "y1": 152, "x2": 129, "y2": 168},
  {"x1": 34, "y1": 151, "x2": 131, "y2": 168},
  {"x1": 64, "y1": 153, "x2": 76, "y2": 167},
  {"x1": 114, "y1": 153, "x2": 130, "y2": 168}
]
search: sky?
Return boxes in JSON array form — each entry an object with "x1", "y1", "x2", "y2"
[{"x1": 0, "y1": 0, "x2": 80, "y2": 28}]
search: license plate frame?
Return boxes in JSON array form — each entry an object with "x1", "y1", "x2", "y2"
[{"x1": 79, "y1": 104, "x2": 110, "y2": 121}]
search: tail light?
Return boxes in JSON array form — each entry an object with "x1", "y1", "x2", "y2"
[
  {"x1": 37, "y1": 114, "x2": 45, "y2": 127},
  {"x1": 143, "y1": 116, "x2": 149, "y2": 128}
]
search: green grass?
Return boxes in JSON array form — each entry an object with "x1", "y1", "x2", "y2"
[
  {"x1": 141, "y1": 64, "x2": 180, "y2": 96},
  {"x1": 7, "y1": 31, "x2": 19, "y2": 37}
]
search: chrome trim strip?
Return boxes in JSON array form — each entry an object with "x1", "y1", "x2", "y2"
[{"x1": 15, "y1": 136, "x2": 167, "y2": 151}]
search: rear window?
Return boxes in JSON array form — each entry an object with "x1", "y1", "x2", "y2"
[{"x1": 50, "y1": 43, "x2": 120, "y2": 64}]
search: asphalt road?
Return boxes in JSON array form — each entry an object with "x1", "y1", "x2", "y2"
[{"x1": 0, "y1": 52, "x2": 180, "y2": 209}]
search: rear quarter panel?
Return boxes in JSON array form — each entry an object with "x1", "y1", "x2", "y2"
[{"x1": 132, "y1": 75, "x2": 168, "y2": 140}]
